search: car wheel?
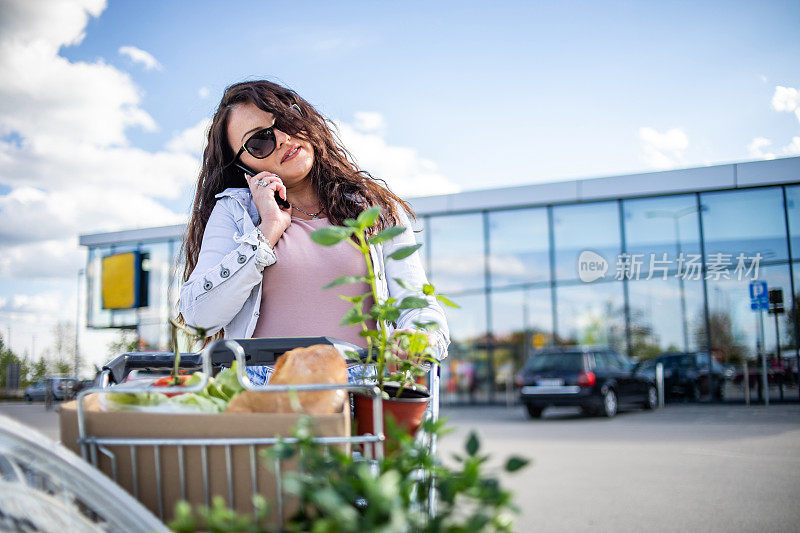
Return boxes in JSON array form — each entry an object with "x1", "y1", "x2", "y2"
[
  {"x1": 602, "y1": 389, "x2": 618, "y2": 418},
  {"x1": 525, "y1": 404, "x2": 544, "y2": 419},
  {"x1": 644, "y1": 385, "x2": 658, "y2": 410},
  {"x1": 24, "y1": 395, "x2": 32, "y2": 403}
]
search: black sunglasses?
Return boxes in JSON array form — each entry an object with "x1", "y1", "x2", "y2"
[{"x1": 234, "y1": 103, "x2": 302, "y2": 161}]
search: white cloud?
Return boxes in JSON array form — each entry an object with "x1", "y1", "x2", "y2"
[
  {"x1": 747, "y1": 137, "x2": 775, "y2": 160},
  {"x1": 771, "y1": 86, "x2": 800, "y2": 124},
  {"x1": 0, "y1": 0, "x2": 106, "y2": 51},
  {"x1": 198, "y1": 86, "x2": 210, "y2": 99},
  {"x1": 353, "y1": 111, "x2": 386, "y2": 133},
  {"x1": 118, "y1": 45, "x2": 163, "y2": 71},
  {"x1": 762, "y1": 86, "x2": 800, "y2": 155},
  {"x1": 0, "y1": 291, "x2": 67, "y2": 316},
  {"x1": 637, "y1": 127, "x2": 689, "y2": 169},
  {"x1": 783, "y1": 136, "x2": 800, "y2": 155},
  {"x1": 0, "y1": 0, "x2": 200, "y2": 370},
  {"x1": 335, "y1": 113, "x2": 459, "y2": 197},
  {"x1": 166, "y1": 118, "x2": 211, "y2": 155},
  {"x1": 0, "y1": 186, "x2": 185, "y2": 248}
]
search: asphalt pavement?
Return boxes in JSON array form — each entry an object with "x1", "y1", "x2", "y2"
[
  {"x1": 438, "y1": 403, "x2": 800, "y2": 533},
  {"x1": 2, "y1": 400, "x2": 799, "y2": 532}
]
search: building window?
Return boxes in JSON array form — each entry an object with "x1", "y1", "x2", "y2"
[
  {"x1": 428, "y1": 213, "x2": 486, "y2": 293},
  {"x1": 700, "y1": 187, "x2": 788, "y2": 264},
  {"x1": 553, "y1": 201, "x2": 620, "y2": 282},
  {"x1": 488, "y1": 207, "x2": 549, "y2": 288}
]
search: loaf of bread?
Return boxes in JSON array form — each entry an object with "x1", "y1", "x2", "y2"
[{"x1": 226, "y1": 344, "x2": 347, "y2": 414}]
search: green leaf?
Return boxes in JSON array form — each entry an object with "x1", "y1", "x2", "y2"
[
  {"x1": 359, "y1": 329, "x2": 380, "y2": 339},
  {"x1": 398, "y1": 296, "x2": 428, "y2": 309},
  {"x1": 393, "y1": 277, "x2": 417, "y2": 291},
  {"x1": 343, "y1": 218, "x2": 358, "y2": 227},
  {"x1": 356, "y1": 206, "x2": 382, "y2": 228},
  {"x1": 505, "y1": 456, "x2": 530, "y2": 472},
  {"x1": 465, "y1": 432, "x2": 480, "y2": 456},
  {"x1": 310, "y1": 226, "x2": 354, "y2": 246},
  {"x1": 436, "y1": 294, "x2": 460, "y2": 308},
  {"x1": 340, "y1": 306, "x2": 368, "y2": 326},
  {"x1": 413, "y1": 320, "x2": 440, "y2": 332},
  {"x1": 422, "y1": 283, "x2": 435, "y2": 296},
  {"x1": 387, "y1": 243, "x2": 422, "y2": 260},
  {"x1": 383, "y1": 308, "x2": 401, "y2": 323},
  {"x1": 323, "y1": 275, "x2": 367, "y2": 289},
  {"x1": 368, "y1": 225, "x2": 405, "y2": 244},
  {"x1": 339, "y1": 294, "x2": 369, "y2": 304}
]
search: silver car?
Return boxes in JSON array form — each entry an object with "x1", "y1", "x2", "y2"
[{"x1": 23, "y1": 377, "x2": 77, "y2": 402}]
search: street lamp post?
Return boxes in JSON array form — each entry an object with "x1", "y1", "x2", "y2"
[
  {"x1": 646, "y1": 206, "x2": 699, "y2": 352},
  {"x1": 74, "y1": 268, "x2": 84, "y2": 380}
]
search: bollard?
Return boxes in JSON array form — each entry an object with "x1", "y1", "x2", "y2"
[
  {"x1": 743, "y1": 360, "x2": 750, "y2": 407},
  {"x1": 656, "y1": 362, "x2": 665, "y2": 408}
]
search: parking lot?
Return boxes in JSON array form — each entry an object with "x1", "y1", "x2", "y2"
[
  {"x1": 439, "y1": 403, "x2": 800, "y2": 532},
  {"x1": 2, "y1": 401, "x2": 799, "y2": 532}
]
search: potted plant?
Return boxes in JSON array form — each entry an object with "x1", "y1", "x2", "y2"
[{"x1": 310, "y1": 206, "x2": 457, "y2": 436}]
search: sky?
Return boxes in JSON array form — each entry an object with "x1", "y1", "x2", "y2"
[{"x1": 0, "y1": 0, "x2": 799, "y2": 373}]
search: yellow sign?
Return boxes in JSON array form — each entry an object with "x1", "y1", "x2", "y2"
[
  {"x1": 533, "y1": 333, "x2": 546, "y2": 349},
  {"x1": 101, "y1": 252, "x2": 137, "y2": 309}
]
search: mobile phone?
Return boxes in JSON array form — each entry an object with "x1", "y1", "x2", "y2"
[{"x1": 234, "y1": 161, "x2": 291, "y2": 209}]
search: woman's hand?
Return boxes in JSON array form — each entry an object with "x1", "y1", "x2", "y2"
[
  {"x1": 386, "y1": 328, "x2": 437, "y2": 373},
  {"x1": 246, "y1": 172, "x2": 292, "y2": 247}
]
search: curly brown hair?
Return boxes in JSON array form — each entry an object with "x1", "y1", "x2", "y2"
[{"x1": 175, "y1": 80, "x2": 413, "y2": 346}]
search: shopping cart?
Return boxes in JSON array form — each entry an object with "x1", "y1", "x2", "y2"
[{"x1": 75, "y1": 337, "x2": 440, "y2": 525}]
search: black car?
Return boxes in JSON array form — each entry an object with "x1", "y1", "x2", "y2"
[
  {"x1": 640, "y1": 352, "x2": 725, "y2": 401},
  {"x1": 516, "y1": 347, "x2": 658, "y2": 418}
]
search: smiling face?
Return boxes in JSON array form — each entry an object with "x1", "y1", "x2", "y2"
[{"x1": 226, "y1": 101, "x2": 314, "y2": 186}]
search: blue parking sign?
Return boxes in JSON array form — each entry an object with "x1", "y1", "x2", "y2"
[{"x1": 749, "y1": 281, "x2": 769, "y2": 311}]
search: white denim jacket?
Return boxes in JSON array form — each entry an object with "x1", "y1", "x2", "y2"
[{"x1": 179, "y1": 188, "x2": 450, "y2": 359}]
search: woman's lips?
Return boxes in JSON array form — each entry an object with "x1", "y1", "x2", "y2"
[{"x1": 282, "y1": 145, "x2": 301, "y2": 163}]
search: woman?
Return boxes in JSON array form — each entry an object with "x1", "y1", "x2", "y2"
[{"x1": 177, "y1": 80, "x2": 449, "y2": 373}]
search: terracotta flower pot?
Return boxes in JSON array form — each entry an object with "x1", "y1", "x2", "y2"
[{"x1": 353, "y1": 383, "x2": 430, "y2": 438}]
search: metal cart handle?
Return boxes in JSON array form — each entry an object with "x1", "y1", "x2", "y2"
[{"x1": 102, "y1": 336, "x2": 368, "y2": 385}]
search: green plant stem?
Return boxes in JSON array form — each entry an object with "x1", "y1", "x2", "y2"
[
  {"x1": 345, "y1": 237, "x2": 379, "y2": 387},
  {"x1": 353, "y1": 231, "x2": 389, "y2": 392}
]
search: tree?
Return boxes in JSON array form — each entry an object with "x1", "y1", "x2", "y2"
[
  {"x1": 50, "y1": 320, "x2": 76, "y2": 375},
  {"x1": 107, "y1": 329, "x2": 139, "y2": 357},
  {"x1": 693, "y1": 308, "x2": 746, "y2": 364},
  {"x1": 30, "y1": 357, "x2": 48, "y2": 382}
]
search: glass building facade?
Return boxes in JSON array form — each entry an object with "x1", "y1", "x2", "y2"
[{"x1": 80, "y1": 157, "x2": 800, "y2": 403}]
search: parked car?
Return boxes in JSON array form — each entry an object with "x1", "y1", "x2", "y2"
[
  {"x1": 516, "y1": 347, "x2": 657, "y2": 418},
  {"x1": 23, "y1": 376, "x2": 78, "y2": 402},
  {"x1": 732, "y1": 357, "x2": 796, "y2": 388},
  {"x1": 639, "y1": 352, "x2": 726, "y2": 401}
]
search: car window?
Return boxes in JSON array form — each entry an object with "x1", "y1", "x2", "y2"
[
  {"x1": 598, "y1": 352, "x2": 625, "y2": 370},
  {"x1": 592, "y1": 352, "x2": 608, "y2": 370},
  {"x1": 525, "y1": 352, "x2": 585, "y2": 372},
  {"x1": 610, "y1": 352, "x2": 632, "y2": 370},
  {"x1": 661, "y1": 357, "x2": 679, "y2": 369}
]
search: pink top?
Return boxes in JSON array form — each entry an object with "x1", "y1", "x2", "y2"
[{"x1": 252, "y1": 216, "x2": 376, "y2": 348}]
